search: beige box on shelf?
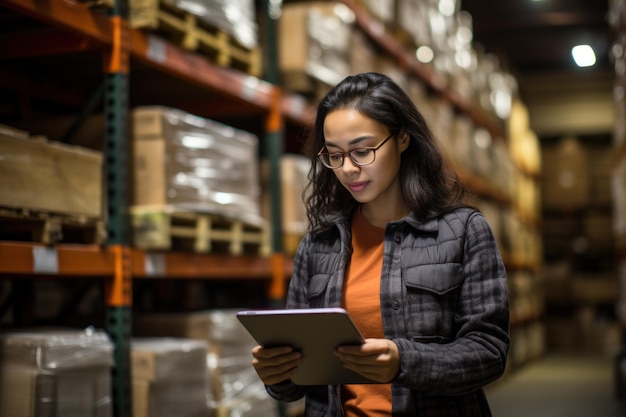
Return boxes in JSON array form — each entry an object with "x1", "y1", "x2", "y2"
[
  {"x1": 0, "y1": 131, "x2": 103, "y2": 218},
  {"x1": 0, "y1": 328, "x2": 113, "y2": 417},
  {"x1": 131, "y1": 338, "x2": 209, "y2": 417},
  {"x1": 541, "y1": 136, "x2": 589, "y2": 210},
  {"x1": 131, "y1": 106, "x2": 262, "y2": 227},
  {"x1": 261, "y1": 154, "x2": 311, "y2": 254},
  {"x1": 279, "y1": 2, "x2": 353, "y2": 90},
  {"x1": 134, "y1": 310, "x2": 279, "y2": 417}
]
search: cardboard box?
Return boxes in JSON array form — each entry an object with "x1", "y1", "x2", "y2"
[
  {"x1": 131, "y1": 338, "x2": 209, "y2": 417},
  {"x1": 132, "y1": 338, "x2": 209, "y2": 382},
  {"x1": 541, "y1": 137, "x2": 589, "y2": 209},
  {"x1": 261, "y1": 154, "x2": 311, "y2": 237},
  {"x1": 279, "y1": 2, "x2": 353, "y2": 87},
  {"x1": 0, "y1": 134, "x2": 103, "y2": 218},
  {"x1": 133, "y1": 310, "x2": 277, "y2": 417},
  {"x1": 131, "y1": 106, "x2": 262, "y2": 226},
  {"x1": 0, "y1": 329, "x2": 113, "y2": 417}
]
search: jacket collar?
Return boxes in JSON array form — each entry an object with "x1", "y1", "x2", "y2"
[{"x1": 313, "y1": 209, "x2": 441, "y2": 235}]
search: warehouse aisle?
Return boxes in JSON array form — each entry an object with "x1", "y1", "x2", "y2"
[{"x1": 486, "y1": 354, "x2": 626, "y2": 417}]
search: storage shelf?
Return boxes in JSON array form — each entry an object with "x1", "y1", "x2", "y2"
[
  {"x1": 129, "y1": 32, "x2": 278, "y2": 112},
  {"x1": 0, "y1": 0, "x2": 543, "y2": 274},
  {"x1": 0, "y1": 1, "x2": 547, "y2": 410},
  {"x1": 0, "y1": 241, "x2": 292, "y2": 281},
  {"x1": 1, "y1": 0, "x2": 275, "y2": 113},
  {"x1": 131, "y1": 250, "x2": 294, "y2": 280},
  {"x1": 341, "y1": 0, "x2": 505, "y2": 140},
  {"x1": 0, "y1": 0, "x2": 113, "y2": 44},
  {"x1": 0, "y1": 242, "x2": 116, "y2": 276}
]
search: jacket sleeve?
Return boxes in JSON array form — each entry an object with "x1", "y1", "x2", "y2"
[{"x1": 393, "y1": 212, "x2": 510, "y2": 395}]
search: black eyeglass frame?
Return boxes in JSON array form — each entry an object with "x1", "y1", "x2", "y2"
[{"x1": 317, "y1": 132, "x2": 396, "y2": 169}]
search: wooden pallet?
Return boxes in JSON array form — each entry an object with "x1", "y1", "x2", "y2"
[
  {"x1": 0, "y1": 207, "x2": 106, "y2": 245},
  {"x1": 86, "y1": 0, "x2": 261, "y2": 76},
  {"x1": 131, "y1": 206, "x2": 270, "y2": 256}
]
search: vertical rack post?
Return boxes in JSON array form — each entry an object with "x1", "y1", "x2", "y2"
[
  {"x1": 262, "y1": 0, "x2": 287, "y2": 303},
  {"x1": 103, "y1": 1, "x2": 133, "y2": 416}
]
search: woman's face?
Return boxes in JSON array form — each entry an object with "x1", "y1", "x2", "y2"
[{"x1": 322, "y1": 108, "x2": 409, "y2": 212}]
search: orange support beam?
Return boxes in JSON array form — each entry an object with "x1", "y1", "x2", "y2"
[
  {"x1": 269, "y1": 252, "x2": 288, "y2": 300},
  {"x1": 104, "y1": 16, "x2": 129, "y2": 74},
  {"x1": 105, "y1": 245, "x2": 132, "y2": 307}
]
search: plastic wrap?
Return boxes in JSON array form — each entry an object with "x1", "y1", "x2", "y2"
[
  {"x1": 280, "y1": 3, "x2": 354, "y2": 87},
  {"x1": 134, "y1": 309, "x2": 280, "y2": 417},
  {"x1": 132, "y1": 338, "x2": 210, "y2": 417},
  {"x1": 203, "y1": 310, "x2": 278, "y2": 417},
  {"x1": 132, "y1": 338, "x2": 209, "y2": 382},
  {"x1": 0, "y1": 327, "x2": 113, "y2": 417},
  {"x1": 132, "y1": 106, "x2": 263, "y2": 226},
  {"x1": 162, "y1": 0, "x2": 257, "y2": 49}
]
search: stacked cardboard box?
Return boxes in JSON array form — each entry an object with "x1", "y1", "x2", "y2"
[
  {"x1": 134, "y1": 310, "x2": 281, "y2": 417},
  {"x1": 0, "y1": 328, "x2": 113, "y2": 417},
  {"x1": 131, "y1": 106, "x2": 262, "y2": 227},
  {"x1": 0, "y1": 124, "x2": 103, "y2": 218},
  {"x1": 279, "y1": 2, "x2": 354, "y2": 94},
  {"x1": 131, "y1": 338, "x2": 210, "y2": 417}
]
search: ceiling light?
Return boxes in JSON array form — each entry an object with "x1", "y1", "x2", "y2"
[
  {"x1": 571, "y1": 45, "x2": 596, "y2": 67},
  {"x1": 416, "y1": 46, "x2": 434, "y2": 63}
]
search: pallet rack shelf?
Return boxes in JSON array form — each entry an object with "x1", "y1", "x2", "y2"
[
  {"x1": 0, "y1": 0, "x2": 544, "y2": 413},
  {"x1": 0, "y1": 242, "x2": 294, "y2": 280}
]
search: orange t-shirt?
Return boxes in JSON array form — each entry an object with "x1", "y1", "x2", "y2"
[{"x1": 341, "y1": 208, "x2": 392, "y2": 416}]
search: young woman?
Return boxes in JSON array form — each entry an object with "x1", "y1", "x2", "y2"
[{"x1": 251, "y1": 72, "x2": 510, "y2": 416}]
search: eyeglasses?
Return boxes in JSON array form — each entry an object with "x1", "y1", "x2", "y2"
[{"x1": 317, "y1": 132, "x2": 395, "y2": 169}]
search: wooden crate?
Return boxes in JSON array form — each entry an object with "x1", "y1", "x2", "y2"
[{"x1": 131, "y1": 206, "x2": 270, "y2": 256}]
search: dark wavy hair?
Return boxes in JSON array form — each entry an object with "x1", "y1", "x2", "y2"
[{"x1": 303, "y1": 72, "x2": 470, "y2": 231}]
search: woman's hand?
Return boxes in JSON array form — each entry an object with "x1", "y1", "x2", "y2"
[
  {"x1": 251, "y1": 345, "x2": 304, "y2": 385},
  {"x1": 334, "y1": 338, "x2": 400, "y2": 383}
]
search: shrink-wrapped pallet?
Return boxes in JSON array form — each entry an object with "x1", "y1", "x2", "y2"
[
  {"x1": 134, "y1": 309, "x2": 282, "y2": 417},
  {"x1": 131, "y1": 106, "x2": 262, "y2": 227},
  {"x1": 163, "y1": 0, "x2": 258, "y2": 49},
  {"x1": 131, "y1": 338, "x2": 210, "y2": 417},
  {"x1": 280, "y1": 2, "x2": 354, "y2": 94},
  {"x1": 0, "y1": 328, "x2": 113, "y2": 417}
]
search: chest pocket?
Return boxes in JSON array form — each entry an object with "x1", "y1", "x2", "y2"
[
  {"x1": 404, "y1": 263, "x2": 464, "y2": 342},
  {"x1": 306, "y1": 273, "x2": 331, "y2": 307}
]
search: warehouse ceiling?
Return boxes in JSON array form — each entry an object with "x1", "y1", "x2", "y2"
[{"x1": 460, "y1": 0, "x2": 614, "y2": 102}]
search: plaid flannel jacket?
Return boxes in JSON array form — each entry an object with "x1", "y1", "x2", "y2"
[{"x1": 267, "y1": 207, "x2": 510, "y2": 417}]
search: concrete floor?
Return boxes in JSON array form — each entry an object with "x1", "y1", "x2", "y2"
[{"x1": 485, "y1": 354, "x2": 626, "y2": 417}]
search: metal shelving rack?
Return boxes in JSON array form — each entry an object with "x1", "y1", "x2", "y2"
[
  {"x1": 0, "y1": 0, "x2": 543, "y2": 413},
  {"x1": 0, "y1": 1, "x2": 300, "y2": 416}
]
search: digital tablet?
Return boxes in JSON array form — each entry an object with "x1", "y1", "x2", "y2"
[{"x1": 236, "y1": 307, "x2": 375, "y2": 385}]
